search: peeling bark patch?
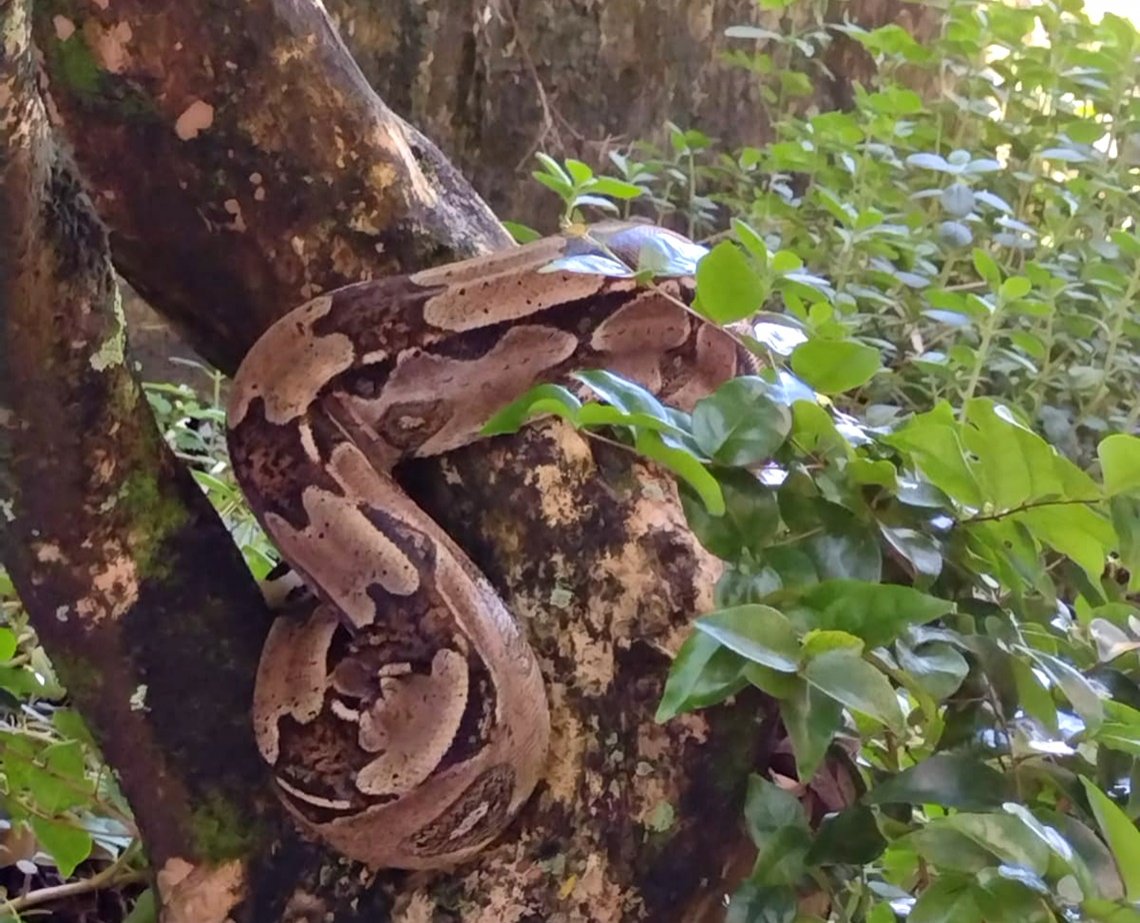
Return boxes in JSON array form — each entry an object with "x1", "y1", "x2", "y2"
[
  {"x1": 52, "y1": 16, "x2": 76, "y2": 41},
  {"x1": 75, "y1": 548, "x2": 140, "y2": 624},
  {"x1": 84, "y1": 19, "x2": 133, "y2": 74},
  {"x1": 174, "y1": 100, "x2": 214, "y2": 140},
  {"x1": 157, "y1": 857, "x2": 247, "y2": 923}
]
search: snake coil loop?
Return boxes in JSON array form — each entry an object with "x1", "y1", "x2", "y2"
[{"x1": 227, "y1": 223, "x2": 753, "y2": 869}]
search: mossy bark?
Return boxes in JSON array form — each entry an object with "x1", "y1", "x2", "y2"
[
  {"x1": 1, "y1": 0, "x2": 271, "y2": 880},
  {"x1": 13, "y1": 0, "x2": 879, "y2": 920}
]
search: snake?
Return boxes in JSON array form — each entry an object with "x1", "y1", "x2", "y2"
[{"x1": 226, "y1": 221, "x2": 755, "y2": 870}]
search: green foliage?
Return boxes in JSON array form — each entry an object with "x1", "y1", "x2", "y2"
[{"x1": 513, "y1": 0, "x2": 1140, "y2": 919}]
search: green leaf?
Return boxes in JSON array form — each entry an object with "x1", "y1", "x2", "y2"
[
  {"x1": 1032, "y1": 651, "x2": 1105, "y2": 728},
  {"x1": 534, "y1": 152, "x2": 572, "y2": 184},
  {"x1": 867, "y1": 754, "x2": 1014, "y2": 810},
  {"x1": 502, "y1": 221, "x2": 541, "y2": 244},
  {"x1": 575, "y1": 369, "x2": 674, "y2": 421},
  {"x1": 790, "y1": 339, "x2": 882, "y2": 394},
  {"x1": 0, "y1": 626, "x2": 16, "y2": 661},
  {"x1": 1015, "y1": 503, "x2": 1115, "y2": 584},
  {"x1": 725, "y1": 884, "x2": 797, "y2": 923},
  {"x1": 806, "y1": 804, "x2": 887, "y2": 865},
  {"x1": 29, "y1": 741, "x2": 93, "y2": 814},
  {"x1": 588, "y1": 177, "x2": 644, "y2": 200},
  {"x1": 884, "y1": 404, "x2": 984, "y2": 507},
  {"x1": 564, "y1": 158, "x2": 594, "y2": 184},
  {"x1": 1081, "y1": 777, "x2": 1140, "y2": 900},
  {"x1": 788, "y1": 581, "x2": 955, "y2": 647},
  {"x1": 481, "y1": 384, "x2": 582, "y2": 435},
  {"x1": 1099, "y1": 434, "x2": 1140, "y2": 497},
  {"x1": 801, "y1": 629, "x2": 863, "y2": 657},
  {"x1": 896, "y1": 641, "x2": 969, "y2": 701},
  {"x1": 779, "y1": 679, "x2": 842, "y2": 781},
  {"x1": 941, "y1": 813, "x2": 1052, "y2": 873},
  {"x1": 123, "y1": 889, "x2": 158, "y2": 923},
  {"x1": 695, "y1": 605, "x2": 801, "y2": 673},
  {"x1": 905, "y1": 826, "x2": 997, "y2": 873},
  {"x1": 732, "y1": 219, "x2": 770, "y2": 266},
  {"x1": 962, "y1": 400, "x2": 1065, "y2": 510},
  {"x1": 656, "y1": 631, "x2": 748, "y2": 722},
  {"x1": 743, "y1": 775, "x2": 812, "y2": 886},
  {"x1": 802, "y1": 649, "x2": 904, "y2": 730},
  {"x1": 1011, "y1": 657, "x2": 1058, "y2": 734},
  {"x1": 1084, "y1": 901, "x2": 1140, "y2": 923},
  {"x1": 680, "y1": 470, "x2": 781, "y2": 561},
  {"x1": 973, "y1": 248, "x2": 1002, "y2": 287},
  {"x1": 30, "y1": 817, "x2": 93, "y2": 878},
  {"x1": 634, "y1": 429, "x2": 724, "y2": 516},
  {"x1": 1000, "y1": 276, "x2": 1032, "y2": 301},
  {"x1": 532, "y1": 170, "x2": 573, "y2": 200},
  {"x1": 692, "y1": 377, "x2": 791, "y2": 466},
  {"x1": 1111, "y1": 496, "x2": 1140, "y2": 593},
  {"x1": 881, "y1": 525, "x2": 944, "y2": 581},
  {"x1": 695, "y1": 241, "x2": 767, "y2": 323},
  {"x1": 910, "y1": 876, "x2": 982, "y2": 923}
]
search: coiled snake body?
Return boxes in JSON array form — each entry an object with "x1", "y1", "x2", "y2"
[{"x1": 227, "y1": 222, "x2": 753, "y2": 870}]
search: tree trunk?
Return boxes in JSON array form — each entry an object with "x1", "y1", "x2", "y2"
[
  {"x1": 325, "y1": 0, "x2": 943, "y2": 230},
  {"x1": 5, "y1": 0, "x2": 803, "y2": 920}
]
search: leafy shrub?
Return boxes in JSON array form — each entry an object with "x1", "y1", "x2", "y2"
[{"x1": 510, "y1": 0, "x2": 1140, "y2": 920}]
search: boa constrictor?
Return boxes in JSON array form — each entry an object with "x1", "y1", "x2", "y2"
[{"x1": 226, "y1": 222, "x2": 754, "y2": 870}]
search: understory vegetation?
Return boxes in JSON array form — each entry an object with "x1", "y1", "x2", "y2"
[{"x1": 3, "y1": 0, "x2": 1140, "y2": 920}]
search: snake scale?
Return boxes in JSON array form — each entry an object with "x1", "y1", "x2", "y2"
[{"x1": 226, "y1": 222, "x2": 755, "y2": 870}]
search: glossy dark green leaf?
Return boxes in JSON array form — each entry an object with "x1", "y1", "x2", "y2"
[
  {"x1": 680, "y1": 470, "x2": 781, "y2": 561},
  {"x1": 634, "y1": 429, "x2": 725, "y2": 516},
  {"x1": 779, "y1": 679, "x2": 842, "y2": 780},
  {"x1": 941, "y1": 813, "x2": 1052, "y2": 874},
  {"x1": 1011, "y1": 657, "x2": 1058, "y2": 734},
  {"x1": 802, "y1": 649, "x2": 904, "y2": 730},
  {"x1": 896, "y1": 641, "x2": 969, "y2": 701},
  {"x1": 743, "y1": 775, "x2": 811, "y2": 886},
  {"x1": 481, "y1": 383, "x2": 582, "y2": 435},
  {"x1": 789, "y1": 580, "x2": 955, "y2": 647},
  {"x1": 656, "y1": 631, "x2": 748, "y2": 722},
  {"x1": 692, "y1": 377, "x2": 791, "y2": 466},
  {"x1": 1081, "y1": 777, "x2": 1140, "y2": 900},
  {"x1": 725, "y1": 883, "x2": 797, "y2": 923},
  {"x1": 910, "y1": 875, "x2": 983, "y2": 923},
  {"x1": 575, "y1": 370, "x2": 673, "y2": 421},
  {"x1": 695, "y1": 605, "x2": 801, "y2": 673},
  {"x1": 867, "y1": 754, "x2": 1013, "y2": 810},
  {"x1": 805, "y1": 804, "x2": 887, "y2": 865},
  {"x1": 790, "y1": 339, "x2": 883, "y2": 394},
  {"x1": 798, "y1": 517, "x2": 883, "y2": 583},
  {"x1": 904, "y1": 826, "x2": 997, "y2": 873}
]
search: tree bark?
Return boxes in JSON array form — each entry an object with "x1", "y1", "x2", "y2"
[
  {"x1": 10, "y1": 1, "x2": 795, "y2": 920},
  {"x1": 325, "y1": 0, "x2": 943, "y2": 230},
  {"x1": 0, "y1": 0, "x2": 272, "y2": 895}
]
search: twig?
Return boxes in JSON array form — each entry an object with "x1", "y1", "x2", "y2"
[{"x1": 1, "y1": 842, "x2": 145, "y2": 915}]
